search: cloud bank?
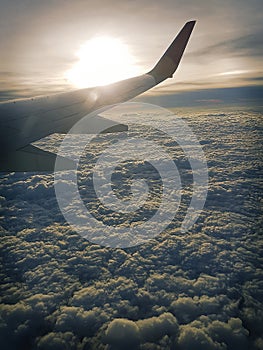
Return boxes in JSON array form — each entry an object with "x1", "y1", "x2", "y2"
[{"x1": 0, "y1": 109, "x2": 262, "y2": 349}]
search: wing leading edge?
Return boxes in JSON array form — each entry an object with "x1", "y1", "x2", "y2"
[{"x1": 0, "y1": 21, "x2": 196, "y2": 172}]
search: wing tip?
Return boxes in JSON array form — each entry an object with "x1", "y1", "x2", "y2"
[
  {"x1": 187, "y1": 20, "x2": 197, "y2": 25},
  {"x1": 148, "y1": 20, "x2": 196, "y2": 84}
]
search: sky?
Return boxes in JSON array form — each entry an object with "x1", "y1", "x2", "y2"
[{"x1": 0, "y1": 0, "x2": 263, "y2": 104}]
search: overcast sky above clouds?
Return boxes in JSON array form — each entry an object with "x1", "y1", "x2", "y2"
[{"x1": 0, "y1": 0, "x2": 262, "y2": 99}]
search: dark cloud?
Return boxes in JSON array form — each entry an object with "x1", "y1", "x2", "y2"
[
  {"x1": 192, "y1": 31, "x2": 263, "y2": 59},
  {"x1": 177, "y1": 326, "x2": 219, "y2": 350},
  {"x1": 36, "y1": 332, "x2": 78, "y2": 350},
  {"x1": 136, "y1": 86, "x2": 263, "y2": 108}
]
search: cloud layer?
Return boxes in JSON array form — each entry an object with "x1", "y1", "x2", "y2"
[{"x1": 0, "y1": 109, "x2": 262, "y2": 349}]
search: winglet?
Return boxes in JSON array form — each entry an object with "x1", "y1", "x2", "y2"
[{"x1": 148, "y1": 21, "x2": 196, "y2": 84}]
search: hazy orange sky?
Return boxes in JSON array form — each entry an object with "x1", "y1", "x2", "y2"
[{"x1": 0, "y1": 0, "x2": 262, "y2": 101}]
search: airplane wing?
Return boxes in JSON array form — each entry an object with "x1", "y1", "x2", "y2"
[{"x1": 0, "y1": 21, "x2": 196, "y2": 172}]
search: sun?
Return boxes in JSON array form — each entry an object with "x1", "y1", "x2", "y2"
[{"x1": 65, "y1": 36, "x2": 141, "y2": 88}]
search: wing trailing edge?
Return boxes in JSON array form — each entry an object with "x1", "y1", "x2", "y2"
[{"x1": 1, "y1": 145, "x2": 75, "y2": 172}]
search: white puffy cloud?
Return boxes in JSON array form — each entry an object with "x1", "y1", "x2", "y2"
[
  {"x1": 36, "y1": 331, "x2": 77, "y2": 350},
  {"x1": 136, "y1": 312, "x2": 179, "y2": 342},
  {"x1": 104, "y1": 313, "x2": 178, "y2": 348},
  {"x1": 177, "y1": 325, "x2": 222, "y2": 350},
  {"x1": 104, "y1": 318, "x2": 141, "y2": 349},
  {"x1": 207, "y1": 318, "x2": 249, "y2": 350}
]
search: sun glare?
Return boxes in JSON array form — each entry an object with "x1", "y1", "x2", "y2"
[{"x1": 65, "y1": 36, "x2": 141, "y2": 88}]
